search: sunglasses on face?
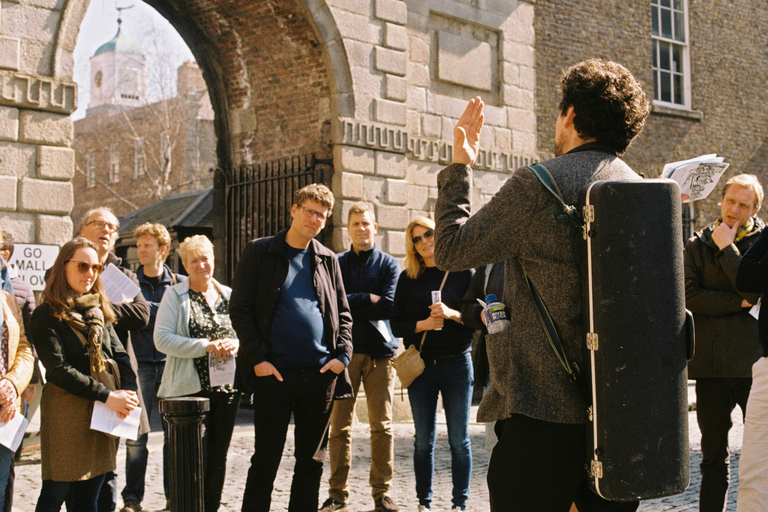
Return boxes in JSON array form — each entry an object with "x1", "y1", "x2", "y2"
[
  {"x1": 411, "y1": 229, "x2": 434, "y2": 245},
  {"x1": 67, "y1": 260, "x2": 104, "y2": 275},
  {"x1": 85, "y1": 219, "x2": 119, "y2": 233}
]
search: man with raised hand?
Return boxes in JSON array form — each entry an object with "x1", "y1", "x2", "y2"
[{"x1": 433, "y1": 60, "x2": 649, "y2": 511}]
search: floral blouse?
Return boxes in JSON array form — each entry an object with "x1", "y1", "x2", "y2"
[{"x1": 188, "y1": 289, "x2": 237, "y2": 393}]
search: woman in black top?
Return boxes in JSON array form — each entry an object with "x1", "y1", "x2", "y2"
[
  {"x1": 31, "y1": 237, "x2": 138, "y2": 512},
  {"x1": 391, "y1": 217, "x2": 474, "y2": 512}
]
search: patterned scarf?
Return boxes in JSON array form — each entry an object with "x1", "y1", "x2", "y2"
[
  {"x1": 713, "y1": 217, "x2": 756, "y2": 243},
  {"x1": 65, "y1": 293, "x2": 107, "y2": 374}
]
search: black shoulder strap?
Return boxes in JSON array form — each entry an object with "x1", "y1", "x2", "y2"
[
  {"x1": 528, "y1": 164, "x2": 583, "y2": 229},
  {"x1": 525, "y1": 163, "x2": 590, "y2": 407}
]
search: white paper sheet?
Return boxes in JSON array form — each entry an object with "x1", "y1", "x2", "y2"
[
  {"x1": 661, "y1": 154, "x2": 729, "y2": 202},
  {"x1": 750, "y1": 300, "x2": 761, "y2": 321},
  {"x1": 100, "y1": 263, "x2": 141, "y2": 305},
  {"x1": 209, "y1": 352, "x2": 236, "y2": 388},
  {"x1": 90, "y1": 401, "x2": 141, "y2": 440},
  {"x1": 0, "y1": 413, "x2": 28, "y2": 451}
]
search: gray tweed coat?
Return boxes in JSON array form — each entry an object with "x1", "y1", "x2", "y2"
[{"x1": 435, "y1": 148, "x2": 640, "y2": 424}]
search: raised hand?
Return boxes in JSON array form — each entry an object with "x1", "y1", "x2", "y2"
[{"x1": 453, "y1": 96, "x2": 485, "y2": 166}]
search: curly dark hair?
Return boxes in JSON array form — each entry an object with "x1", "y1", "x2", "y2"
[{"x1": 559, "y1": 59, "x2": 650, "y2": 155}]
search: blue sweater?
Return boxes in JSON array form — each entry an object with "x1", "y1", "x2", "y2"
[
  {"x1": 337, "y1": 245, "x2": 400, "y2": 358},
  {"x1": 133, "y1": 265, "x2": 186, "y2": 363}
]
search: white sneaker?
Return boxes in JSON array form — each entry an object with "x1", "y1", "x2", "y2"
[{"x1": 417, "y1": 506, "x2": 430, "y2": 512}]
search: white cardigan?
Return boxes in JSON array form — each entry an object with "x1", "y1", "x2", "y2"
[{"x1": 154, "y1": 278, "x2": 233, "y2": 398}]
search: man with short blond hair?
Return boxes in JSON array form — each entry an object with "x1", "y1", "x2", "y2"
[
  {"x1": 685, "y1": 174, "x2": 765, "y2": 512},
  {"x1": 120, "y1": 223, "x2": 184, "y2": 512},
  {"x1": 321, "y1": 203, "x2": 400, "y2": 512}
]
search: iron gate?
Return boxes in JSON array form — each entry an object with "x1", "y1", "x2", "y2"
[{"x1": 222, "y1": 154, "x2": 330, "y2": 282}]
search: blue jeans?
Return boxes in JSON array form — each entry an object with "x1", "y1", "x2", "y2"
[
  {"x1": 123, "y1": 361, "x2": 167, "y2": 504},
  {"x1": 36, "y1": 475, "x2": 107, "y2": 512},
  {"x1": 0, "y1": 445, "x2": 13, "y2": 510},
  {"x1": 407, "y1": 353, "x2": 473, "y2": 509}
]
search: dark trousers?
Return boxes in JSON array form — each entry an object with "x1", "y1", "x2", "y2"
[
  {"x1": 36, "y1": 475, "x2": 107, "y2": 512},
  {"x1": 695, "y1": 377, "x2": 752, "y2": 512},
  {"x1": 241, "y1": 369, "x2": 336, "y2": 512},
  {"x1": 487, "y1": 414, "x2": 639, "y2": 512}
]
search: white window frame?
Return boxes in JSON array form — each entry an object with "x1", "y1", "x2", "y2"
[
  {"x1": 134, "y1": 138, "x2": 146, "y2": 178},
  {"x1": 86, "y1": 151, "x2": 96, "y2": 189},
  {"x1": 651, "y1": 0, "x2": 691, "y2": 109},
  {"x1": 109, "y1": 144, "x2": 120, "y2": 183}
]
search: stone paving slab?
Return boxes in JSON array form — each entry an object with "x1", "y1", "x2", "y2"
[{"x1": 12, "y1": 407, "x2": 745, "y2": 511}]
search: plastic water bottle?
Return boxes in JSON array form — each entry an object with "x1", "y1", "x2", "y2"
[{"x1": 482, "y1": 294, "x2": 511, "y2": 334}]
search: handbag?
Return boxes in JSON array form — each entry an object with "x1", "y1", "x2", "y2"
[
  {"x1": 71, "y1": 328, "x2": 121, "y2": 391},
  {"x1": 392, "y1": 271, "x2": 450, "y2": 388}
]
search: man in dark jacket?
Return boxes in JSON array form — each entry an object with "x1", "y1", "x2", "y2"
[
  {"x1": 230, "y1": 183, "x2": 353, "y2": 512},
  {"x1": 321, "y1": 203, "x2": 400, "y2": 512},
  {"x1": 684, "y1": 174, "x2": 765, "y2": 512},
  {"x1": 120, "y1": 223, "x2": 185, "y2": 512},
  {"x1": 77, "y1": 207, "x2": 150, "y2": 512}
]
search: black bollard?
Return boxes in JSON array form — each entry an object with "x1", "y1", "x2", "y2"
[{"x1": 160, "y1": 397, "x2": 210, "y2": 512}]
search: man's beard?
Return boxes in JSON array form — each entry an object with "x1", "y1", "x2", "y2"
[{"x1": 554, "y1": 133, "x2": 565, "y2": 157}]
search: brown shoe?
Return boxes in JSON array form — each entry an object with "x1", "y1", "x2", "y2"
[{"x1": 375, "y1": 496, "x2": 399, "y2": 512}]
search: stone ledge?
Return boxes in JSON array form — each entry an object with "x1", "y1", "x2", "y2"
[{"x1": 0, "y1": 70, "x2": 77, "y2": 115}]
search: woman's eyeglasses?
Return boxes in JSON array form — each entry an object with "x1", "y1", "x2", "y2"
[
  {"x1": 411, "y1": 229, "x2": 434, "y2": 245},
  {"x1": 67, "y1": 261, "x2": 104, "y2": 275}
]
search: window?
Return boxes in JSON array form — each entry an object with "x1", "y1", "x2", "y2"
[
  {"x1": 652, "y1": 0, "x2": 690, "y2": 108},
  {"x1": 86, "y1": 151, "x2": 96, "y2": 188},
  {"x1": 134, "y1": 138, "x2": 146, "y2": 178},
  {"x1": 109, "y1": 144, "x2": 120, "y2": 183}
]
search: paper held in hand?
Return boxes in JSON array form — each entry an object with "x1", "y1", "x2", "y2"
[
  {"x1": 0, "y1": 414, "x2": 28, "y2": 452},
  {"x1": 209, "y1": 351, "x2": 236, "y2": 388},
  {"x1": 100, "y1": 264, "x2": 142, "y2": 305},
  {"x1": 661, "y1": 154, "x2": 729, "y2": 203},
  {"x1": 91, "y1": 401, "x2": 142, "y2": 441}
]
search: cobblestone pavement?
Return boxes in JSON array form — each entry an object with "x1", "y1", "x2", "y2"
[{"x1": 13, "y1": 406, "x2": 745, "y2": 511}]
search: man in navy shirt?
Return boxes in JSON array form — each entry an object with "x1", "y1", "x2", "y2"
[
  {"x1": 120, "y1": 223, "x2": 185, "y2": 512},
  {"x1": 321, "y1": 203, "x2": 400, "y2": 512},
  {"x1": 230, "y1": 184, "x2": 353, "y2": 512}
]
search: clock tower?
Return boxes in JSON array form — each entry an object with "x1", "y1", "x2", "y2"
[{"x1": 86, "y1": 18, "x2": 147, "y2": 117}]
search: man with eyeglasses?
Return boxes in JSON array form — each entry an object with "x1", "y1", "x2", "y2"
[
  {"x1": 230, "y1": 183, "x2": 353, "y2": 512},
  {"x1": 77, "y1": 207, "x2": 149, "y2": 512}
]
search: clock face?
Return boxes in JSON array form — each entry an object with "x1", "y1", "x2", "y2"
[{"x1": 95, "y1": 70, "x2": 103, "y2": 87}]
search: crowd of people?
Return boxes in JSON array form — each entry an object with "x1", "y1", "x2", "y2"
[{"x1": 1, "y1": 57, "x2": 767, "y2": 512}]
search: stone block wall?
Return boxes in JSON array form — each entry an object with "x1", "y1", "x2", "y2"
[
  {"x1": 326, "y1": 0, "x2": 538, "y2": 258},
  {"x1": 0, "y1": 0, "x2": 77, "y2": 246}
]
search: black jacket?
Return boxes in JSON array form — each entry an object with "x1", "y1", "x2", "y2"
[
  {"x1": 229, "y1": 229, "x2": 354, "y2": 398},
  {"x1": 736, "y1": 226, "x2": 768, "y2": 357},
  {"x1": 337, "y1": 245, "x2": 400, "y2": 358},
  {"x1": 30, "y1": 303, "x2": 137, "y2": 402},
  {"x1": 685, "y1": 219, "x2": 764, "y2": 378}
]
